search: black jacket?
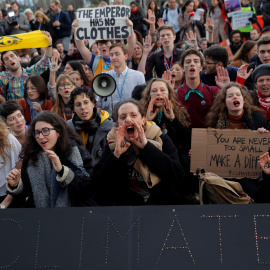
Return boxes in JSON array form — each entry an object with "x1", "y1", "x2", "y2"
[{"x1": 92, "y1": 134, "x2": 185, "y2": 205}]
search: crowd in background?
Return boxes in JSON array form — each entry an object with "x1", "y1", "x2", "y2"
[{"x1": 0, "y1": 0, "x2": 270, "y2": 208}]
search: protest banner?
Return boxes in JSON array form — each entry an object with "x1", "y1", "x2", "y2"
[
  {"x1": 0, "y1": 31, "x2": 49, "y2": 52},
  {"x1": 224, "y1": 0, "x2": 241, "y2": 17},
  {"x1": 231, "y1": 11, "x2": 253, "y2": 29},
  {"x1": 219, "y1": 40, "x2": 233, "y2": 61},
  {"x1": 190, "y1": 129, "x2": 270, "y2": 179},
  {"x1": 75, "y1": 6, "x2": 131, "y2": 41}
]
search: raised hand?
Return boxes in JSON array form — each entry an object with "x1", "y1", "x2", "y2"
[
  {"x1": 6, "y1": 169, "x2": 21, "y2": 187},
  {"x1": 146, "y1": 98, "x2": 159, "y2": 121},
  {"x1": 157, "y1": 18, "x2": 166, "y2": 27},
  {"x1": 257, "y1": 127, "x2": 269, "y2": 133},
  {"x1": 185, "y1": 31, "x2": 198, "y2": 49},
  {"x1": 237, "y1": 64, "x2": 253, "y2": 80},
  {"x1": 163, "y1": 96, "x2": 175, "y2": 121},
  {"x1": 259, "y1": 152, "x2": 270, "y2": 175},
  {"x1": 204, "y1": 17, "x2": 214, "y2": 33},
  {"x1": 44, "y1": 150, "x2": 62, "y2": 173},
  {"x1": 114, "y1": 124, "x2": 130, "y2": 158},
  {"x1": 215, "y1": 66, "x2": 230, "y2": 89},
  {"x1": 49, "y1": 56, "x2": 61, "y2": 72},
  {"x1": 162, "y1": 70, "x2": 175, "y2": 89},
  {"x1": 142, "y1": 35, "x2": 155, "y2": 55},
  {"x1": 125, "y1": 17, "x2": 133, "y2": 27},
  {"x1": 129, "y1": 121, "x2": 147, "y2": 149},
  {"x1": 144, "y1": 9, "x2": 156, "y2": 25}
]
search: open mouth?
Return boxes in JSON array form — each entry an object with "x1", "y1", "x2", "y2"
[
  {"x1": 233, "y1": 100, "x2": 240, "y2": 107},
  {"x1": 172, "y1": 74, "x2": 176, "y2": 78},
  {"x1": 81, "y1": 112, "x2": 88, "y2": 117},
  {"x1": 64, "y1": 90, "x2": 70, "y2": 94},
  {"x1": 127, "y1": 126, "x2": 135, "y2": 136},
  {"x1": 40, "y1": 141, "x2": 48, "y2": 146},
  {"x1": 190, "y1": 68, "x2": 195, "y2": 73}
]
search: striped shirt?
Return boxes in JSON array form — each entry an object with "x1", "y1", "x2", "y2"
[{"x1": 0, "y1": 54, "x2": 51, "y2": 101}]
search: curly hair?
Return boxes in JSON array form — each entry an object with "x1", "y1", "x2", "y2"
[
  {"x1": 206, "y1": 82, "x2": 261, "y2": 128},
  {"x1": 140, "y1": 78, "x2": 190, "y2": 127},
  {"x1": 0, "y1": 119, "x2": 12, "y2": 169},
  {"x1": 20, "y1": 111, "x2": 81, "y2": 166}
]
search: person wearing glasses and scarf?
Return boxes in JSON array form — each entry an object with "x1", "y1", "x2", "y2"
[{"x1": 6, "y1": 111, "x2": 96, "y2": 208}]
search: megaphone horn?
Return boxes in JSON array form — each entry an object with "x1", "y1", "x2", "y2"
[{"x1": 92, "y1": 73, "x2": 116, "y2": 98}]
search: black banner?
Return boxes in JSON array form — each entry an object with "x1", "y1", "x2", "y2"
[{"x1": 1, "y1": 204, "x2": 270, "y2": 269}]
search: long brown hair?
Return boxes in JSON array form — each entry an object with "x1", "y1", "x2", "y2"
[
  {"x1": 206, "y1": 82, "x2": 261, "y2": 128},
  {"x1": 231, "y1": 40, "x2": 256, "y2": 64},
  {"x1": 0, "y1": 119, "x2": 11, "y2": 168},
  {"x1": 140, "y1": 78, "x2": 190, "y2": 127},
  {"x1": 52, "y1": 74, "x2": 75, "y2": 118}
]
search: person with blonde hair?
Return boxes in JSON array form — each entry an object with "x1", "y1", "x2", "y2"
[
  {"x1": 33, "y1": 11, "x2": 55, "y2": 41},
  {"x1": 0, "y1": 118, "x2": 21, "y2": 209}
]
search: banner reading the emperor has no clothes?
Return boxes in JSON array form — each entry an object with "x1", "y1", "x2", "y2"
[{"x1": 75, "y1": 6, "x2": 131, "y2": 41}]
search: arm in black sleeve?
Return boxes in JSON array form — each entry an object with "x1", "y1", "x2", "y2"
[{"x1": 137, "y1": 134, "x2": 184, "y2": 186}]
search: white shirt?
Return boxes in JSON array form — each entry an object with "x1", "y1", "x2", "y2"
[
  {"x1": 97, "y1": 66, "x2": 145, "y2": 116},
  {"x1": 0, "y1": 134, "x2": 21, "y2": 197}
]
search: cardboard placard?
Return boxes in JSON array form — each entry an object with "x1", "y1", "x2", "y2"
[
  {"x1": 191, "y1": 129, "x2": 270, "y2": 179},
  {"x1": 232, "y1": 11, "x2": 253, "y2": 29},
  {"x1": 75, "y1": 6, "x2": 131, "y2": 40},
  {"x1": 219, "y1": 40, "x2": 233, "y2": 61}
]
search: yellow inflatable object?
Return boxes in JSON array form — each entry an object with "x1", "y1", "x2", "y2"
[{"x1": 0, "y1": 30, "x2": 49, "y2": 52}]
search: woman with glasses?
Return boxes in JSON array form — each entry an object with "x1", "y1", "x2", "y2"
[
  {"x1": 52, "y1": 74, "x2": 76, "y2": 121},
  {"x1": 18, "y1": 75, "x2": 53, "y2": 125},
  {"x1": 6, "y1": 111, "x2": 95, "y2": 208},
  {"x1": 67, "y1": 87, "x2": 114, "y2": 166}
]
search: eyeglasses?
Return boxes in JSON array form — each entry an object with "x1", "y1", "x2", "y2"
[
  {"x1": 33, "y1": 128, "x2": 55, "y2": 139},
  {"x1": 204, "y1": 61, "x2": 217, "y2": 65},
  {"x1": 58, "y1": 83, "x2": 73, "y2": 90}
]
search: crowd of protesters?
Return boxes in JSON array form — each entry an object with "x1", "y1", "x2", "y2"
[{"x1": 1, "y1": 0, "x2": 270, "y2": 208}]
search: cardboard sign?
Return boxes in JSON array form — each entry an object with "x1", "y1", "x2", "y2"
[
  {"x1": 219, "y1": 40, "x2": 233, "y2": 61},
  {"x1": 75, "y1": 6, "x2": 131, "y2": 41},
  {"x1": 232, "y1": 11, "x2": 253, "y2": 29},
  {"x1": 191, "y1": 129, "x2": 270, "y2": 179}
]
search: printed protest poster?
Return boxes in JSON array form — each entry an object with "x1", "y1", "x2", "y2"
[
  {"x1": 75, "y1": 6, "x2": 131, "y2": 40},
  {"x1": 190, "y1": 129, "x2": 270, "y2": 179},
  {"x1": 231, "y1": 11, "x2": 253, "y2": 29},
  {"x1": 224, "y1": 0, "x2": 241, "y2": 17}
]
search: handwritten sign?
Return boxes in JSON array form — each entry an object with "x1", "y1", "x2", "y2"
[
  {"x1": 191, "y1": 129, "x2": 270, "y2": 179},
  {"x1": 232, "y1": 11, "x2": 253, "y2": 29},
  {"x1": 75, "y1": 6, "x2": 131, "y2": 41}
]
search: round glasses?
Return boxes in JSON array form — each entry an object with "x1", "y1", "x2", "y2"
[
  {"x1": 33, "y1": 127, "x2": 55, "y2": 139},
  {"x1": 58, "y1": 83, "x2": 73, "y2": 90}
]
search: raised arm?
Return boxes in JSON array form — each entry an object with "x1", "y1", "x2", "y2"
[
  {"x1": 126, "y1": 18, "x2": 136, "y2": 60},
  {"x1": 73, "y1": 19, "x2": 93, "y2": 65}
]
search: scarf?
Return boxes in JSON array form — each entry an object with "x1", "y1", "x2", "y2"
[
  {"x1": 107, "y1": 121, "x2": 163, "y2": 188},
  {"x1": 27, "y1": 145, "x2": 89, "y2": 208},
  {"x1": 26, "y1": 97, "x2": 44, "y2": 121},
  {"x1": 72, "y1": 107, "x2": 101, "y2": 153},
  {"x1": 131, "y1": 7, "x2": 139, "y2": 14},
  {"x1": 216, "y1": 110, "x2": 247, "y2": 129},
  {"x1": 257, "y1": 90, "x2": 270, "y2": 120}
]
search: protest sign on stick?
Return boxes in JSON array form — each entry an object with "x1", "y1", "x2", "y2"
[
  {"x1": 191, "y1": 129, "x2": 270, "y2": 179},
  {"x1": 75, "y1": 6, "x2": 131, "y2": 41}
]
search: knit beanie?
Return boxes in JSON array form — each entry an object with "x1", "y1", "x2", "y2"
[{"x1": 252, "y1": 64, "x2": 270, "y2": 83}]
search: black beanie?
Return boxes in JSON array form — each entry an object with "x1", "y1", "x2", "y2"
[{"x1": 252, "y1": 64, "x2": 270, "y2": 83}]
